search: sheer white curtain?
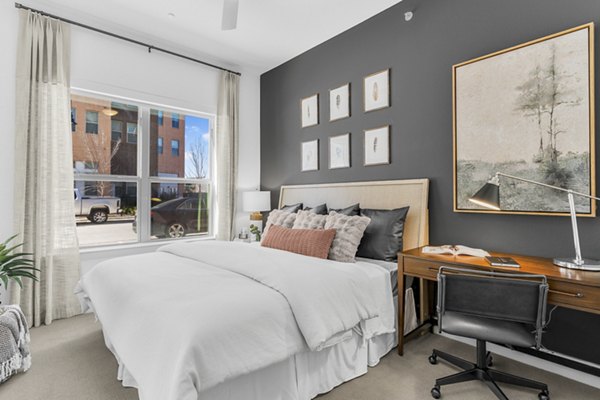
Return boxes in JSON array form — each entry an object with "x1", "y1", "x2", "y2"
[
  {"x1": 11, "y1": 10, "x2": 81, "y2": 326},
  {"x1": 216, "y1": 72, "x2": 240, "y2": 240}
]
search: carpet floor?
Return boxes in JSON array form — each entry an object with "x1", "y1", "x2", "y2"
[{"x1": 1, "y1": 313, "x2": 598, "y2": 400}]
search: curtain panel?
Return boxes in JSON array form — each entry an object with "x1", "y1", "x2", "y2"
[
  {"x1": 216, "y1": 72, "x2": 240, "y2": 241},
  {"x1": 11, "y1": 10, "x2": 81, "y2": 326}
]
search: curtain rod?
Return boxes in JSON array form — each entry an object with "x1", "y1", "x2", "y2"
[{"x1": 14, "y1": 2, "x2": 242, "y2": 76}]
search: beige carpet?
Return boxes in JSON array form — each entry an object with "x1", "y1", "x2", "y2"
[{"x1": 1, "y1": 314, "x2": 598, "y2": 400}]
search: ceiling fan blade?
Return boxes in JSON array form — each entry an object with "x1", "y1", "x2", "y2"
[{"x1": 221, "y1": 0, "x2": 239, "y2": 30}]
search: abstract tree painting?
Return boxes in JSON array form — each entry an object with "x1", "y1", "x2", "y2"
[{"x1": 454, "y1": 24, "x2": 595, "y2": 215}]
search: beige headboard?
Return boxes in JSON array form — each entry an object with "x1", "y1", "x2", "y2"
[{"x1": 279, "y1": 179, "x2": 429, "y2": 250}]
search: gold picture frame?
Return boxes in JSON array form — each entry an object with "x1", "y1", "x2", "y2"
[
  {"x1": 329, "y1": 83, "x2": 351, "y2": 122},
  {"x1": 453, "y1": 23, "x2": 595, "y2": 217}
]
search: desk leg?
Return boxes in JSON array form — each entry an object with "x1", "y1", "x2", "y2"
[
  {"x1": 397, "y1": 260, "x2": 405, "y2": 355},
  {"x1": 420, "y1": 278, "x2": 431, "y2": 323}
]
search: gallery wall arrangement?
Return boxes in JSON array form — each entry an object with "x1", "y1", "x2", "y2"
[
  {"x1": 300, "y1": 69, "x2": 391, "y2": 173},
  {"x1": 260, "y1": 0, "x2": 600, "y2": 366}
]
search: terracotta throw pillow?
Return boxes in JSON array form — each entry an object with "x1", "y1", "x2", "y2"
[
  {"x1": 263, "y1": 209, "x2": 297, "y2": 238},
  {"x1": 324, "y1": 211, "x2": 371, "y2": 262},
  {"x1": 261, "y1": 225, "x2": 336, "y2": 259}
]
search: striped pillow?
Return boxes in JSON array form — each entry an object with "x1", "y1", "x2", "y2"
[{"x1": 261, "y1": 225, "x2": 336, "y2": 259}]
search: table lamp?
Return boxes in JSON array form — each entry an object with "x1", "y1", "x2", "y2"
[
  {"x1": 469, "y1": 172, "x2": 600, "y2": 271},
  {"x1": 242, "y1": 191, "x2": 271, "y2": 222}
]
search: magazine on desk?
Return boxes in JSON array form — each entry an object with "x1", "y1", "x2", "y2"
[{"x1": 422, "y1": 245, "x2": 490, "y2": 258}]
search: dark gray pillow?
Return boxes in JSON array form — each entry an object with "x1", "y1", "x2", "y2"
[
  {"x1": 328, "y1": 203, "x2": 360, "y2": 216},
  {"x1": 280, "y1": 203, "x2": 303, "y2": 213},
  {"x1": 304, "y1": 203, "x2": 328, "y2": 215},
  {"x1": 357, "y1": 207, "x2": 410, "y2": 261}
]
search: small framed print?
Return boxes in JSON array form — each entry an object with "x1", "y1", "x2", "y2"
[
  {"x1": 363, "y1": 69, "x2": 390, "y2": 112},
  {"x1": 301, "y1": 94, "x2": 319, "y2": 128},
  {"x1": 301, "y1": 139, "x2": 319, "y2": 171},
  {"x1": 329, "y1": 83, "x2": 350, "y2": 121},
  {"x1": 364, "y1": 126, "x2": 390, "y2": 166},
  {"x1": 329, "y1": 133, "x2": 351, "y2": 169}
]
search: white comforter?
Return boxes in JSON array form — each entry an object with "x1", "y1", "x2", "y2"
[{"x1": 77, "y1": 241, "x2": 394, "y2": 400}]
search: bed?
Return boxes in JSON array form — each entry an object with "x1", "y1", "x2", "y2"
[{"x1": 76, "y1": 179, "x2": 429, "y2": 400}]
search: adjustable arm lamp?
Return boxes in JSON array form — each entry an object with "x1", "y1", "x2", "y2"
[{"x1": 470, "y1": 172, "x2": 600, "y2": 271}]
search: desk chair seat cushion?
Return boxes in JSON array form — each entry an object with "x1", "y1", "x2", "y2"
[{"x1": 442, "y1": 311, "x2": 536, "y2": 348}]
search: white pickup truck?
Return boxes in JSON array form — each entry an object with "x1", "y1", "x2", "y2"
[{"x1": 74, "y1": 188, "x2": 121, "y2": 224}]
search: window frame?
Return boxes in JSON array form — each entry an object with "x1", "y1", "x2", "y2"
[
  {"x1": 71, "y1": 88, "x2": 216, "y2": 248},
  {"x1": 171, "y1": 139, "x2": 180, "y2": 156},
  {"x1": 111, "y1": 120, "x2": 123, "y2": 141},
  {"x1": 85, "y1": 110, "x2": 99, "y2": 134}
]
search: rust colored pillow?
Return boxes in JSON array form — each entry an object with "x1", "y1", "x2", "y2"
[{"x1": 261, "y1": 225, "x2": 336, "y2": 259}]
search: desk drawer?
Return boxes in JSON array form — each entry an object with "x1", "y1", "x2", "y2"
[
  {"x1": 403, "y1": 258, "x2": 442, "y2": 280},
  {"x1": 548, "y1": 280, "x2": 600, "y2": 314}
]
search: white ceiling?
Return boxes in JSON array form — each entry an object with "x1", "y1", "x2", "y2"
[{"x1": 23, "y1": 0, "x2": 404, "y2": 73}]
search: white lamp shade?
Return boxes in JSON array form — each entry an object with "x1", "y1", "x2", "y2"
[{"x1": 243, "y1": 191, "x2": 271, "y2": 212}]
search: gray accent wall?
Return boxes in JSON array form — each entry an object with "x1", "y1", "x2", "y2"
[{"x1": 261, "y1": 0, "x2": 600, "y2": 365}]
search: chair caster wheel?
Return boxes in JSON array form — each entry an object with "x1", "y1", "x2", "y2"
[
  {"x1": 538, "y1": 389, "x2": 550, "y2": 400},
  {"x1": 431, "y1": 386, "x2": 441, "y2": 399},
  {"x1": 428, "y1": 353, "x2": 438, "y2": 365}
]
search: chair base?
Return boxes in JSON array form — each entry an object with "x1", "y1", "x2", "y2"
[{"x1": 429, "y1": 340, "x2": 549, "y2": 400}]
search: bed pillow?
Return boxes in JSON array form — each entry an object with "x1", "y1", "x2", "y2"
[
  {"x1": 280, "y1": 203, "x2": 303, "y2": 213},
  {"x1": 328, "y1": 203, "x2": 360, "y2": 216},
  {"x1": 263, "y1": 209, "x2": 297, "y2": 238},
  {"x1": 261, "y1": 225, "x2": 336, "y2": 259},
  {"x1": 357, "y1": 207, "x2": 410, "y2": 261},
  {"x1": 303, "y1": 203, "x2": 328, "y2": 215},
  {"x1": 293, "y1": 210, "x2": 327, "y2": 229},
  {"x1": 324, "y1": 211, "x2": 371, "y2": 262}
]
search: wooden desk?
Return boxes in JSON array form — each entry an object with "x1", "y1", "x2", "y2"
[{"x1": 397, "y1": 247, "x2": 600, "y2": 355}]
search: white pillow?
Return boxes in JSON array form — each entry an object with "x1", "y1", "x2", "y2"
[
  {"x1": 324, "y1": 211, "x2": 371, "y2": 262},
  {"x1": 263, "y1": 209, "x2": 296, "y2": 238},
  {"x1": 292, "y1": 210, "x2": 327, "y2": 230}
]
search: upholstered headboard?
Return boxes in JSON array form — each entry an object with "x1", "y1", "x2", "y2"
[{"x1": 279, "y1": 179, "x2": 429, "y2": 250}]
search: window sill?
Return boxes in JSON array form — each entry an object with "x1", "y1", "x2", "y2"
[{"x1": 79, "y1": 235, "x2": 216, "y2": 255}]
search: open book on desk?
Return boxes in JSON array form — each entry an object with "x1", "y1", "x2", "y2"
[{"x1": 422, "y1": 245, "x2": 490, "y2": 258}]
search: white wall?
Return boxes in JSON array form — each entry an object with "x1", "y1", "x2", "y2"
[{"x1": 0, "y1": 3, "x2": 260, "y2": 301}]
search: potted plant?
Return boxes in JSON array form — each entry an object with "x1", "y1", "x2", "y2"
[{"x1": 0, "y1": 235, "x2": 39, "y2": 303}]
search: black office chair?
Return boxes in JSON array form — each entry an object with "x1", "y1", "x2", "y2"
[{"x1": 429, "y1": 266, "x2": 550, "y2": 400}]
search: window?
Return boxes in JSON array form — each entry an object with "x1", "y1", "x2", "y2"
[
  {"x1": 85, "y1": 111, "x2": 98, "y2": 134},
  {"x1": 172, "y1": 113, "x2": 180, "y2": 129},
  {"x1": 72, "y1": 91, "x2": 214, "y2": 247},
  {"x1": 127, "y1": 122, "x2": 137, "y2": 144},
  {"x1": 171, "y1": 139, "x2": 180, "y2": 156},
  {"x1": 111, "y1": 120, "x2": 123, "y2": 141},
  {"x1": 71, "y1": 108, "x2": 77, "y2": 132}
]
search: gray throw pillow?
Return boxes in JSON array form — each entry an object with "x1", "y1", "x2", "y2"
[
  {"x1": 263, "y1": 209, "x2": 297, "y2": 238},
  {"x1": 324, "y1": 211, "x2": 371, "y2": 262},
  {"x1": 357, "y1": 207, "x2": 410, "y2": 261},
  {"x1": 328, "y1": 203, "x2": 360, "y2": 216},
  {"x1": 280, "y1": 203, "x2": 303, "y2": 213},
  {"x1": 293, "y1": 210, "x2": 327, "y2": 229},
  {"x1": 303, "y1": 203, "x2": 328, "y2": 215}
]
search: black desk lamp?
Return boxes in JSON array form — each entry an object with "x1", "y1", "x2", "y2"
[{"x1": 470, "y1": 172, "x2": 600, "y2": 271}]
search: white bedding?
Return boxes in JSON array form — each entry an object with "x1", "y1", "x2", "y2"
[{"x1": 77, "y1": 241, "x2": 395, "y2": 400}]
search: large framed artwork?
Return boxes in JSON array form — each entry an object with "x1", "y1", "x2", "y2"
[{"x1": 453, "y1": 23, "x2": 595, "y2": 216}]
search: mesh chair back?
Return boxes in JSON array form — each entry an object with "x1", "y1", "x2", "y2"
[{"x1": 437, "y1": 267, "x2": 548, "y2": 345}]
